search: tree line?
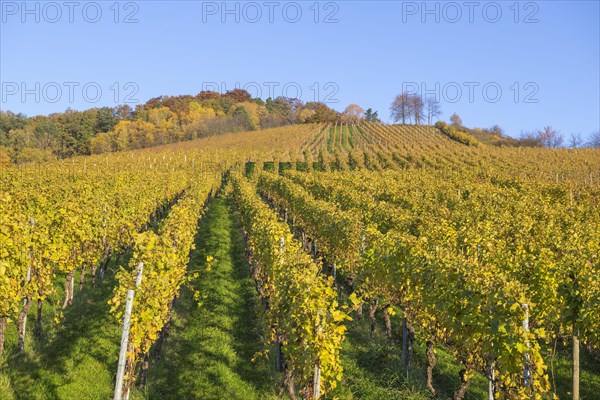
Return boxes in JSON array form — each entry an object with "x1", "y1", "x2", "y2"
[
  {"x1": 390, "y1": 90, "x2": 600, "y2": 149},
  {"x1": 390, "y1": 92, "x2": 441, "y2": 125},
  {"x1": 0, "y1": 89, "x2": 344, "y2": 164},
  {"x1": 2, "y1": 89, "x2": 598, "y2": 164}
]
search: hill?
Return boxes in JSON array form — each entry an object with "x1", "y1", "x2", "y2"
[{"x1": 1, "y1": 123, "x2": 599, "y2": 400}]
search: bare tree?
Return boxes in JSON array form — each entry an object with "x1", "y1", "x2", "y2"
[
  {"x1": 450, "y1": 113, "x2": 463, "y2": 128},
  {"x1": 341, "y1": 104, "x2": 365, "y2": 124},
  {"x1": 425, "y1": 97, "x2": 441, "y2": 125},
  {"x1": 587, "y1": 130, "x2": 600, "y2": 148},
  {"x1": 390, "y1": 93, "x2": 410, "y2": 124},
  {"x1": 489, "y1": 124, "x2": 503, "y2": 136},
  {"x1": 537, "y1": 126, "x2": 563, "y2": 148},
  {"x1": 569, "y1": 133, "x2": 584, "y2": 148},
  {"x1": 409, "y1": 95, "x2": 424, "y2": 125},
  {"x1": 519, "y1": 131, "x2": 543, "y2": 147}
]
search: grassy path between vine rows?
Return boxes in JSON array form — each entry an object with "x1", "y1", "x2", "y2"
[
  {"x1": 332, "y1": 311, "x2": 487, "y2": 400},
  {"x1": 142, "y1": 197, "x2": 278, "y2": 399},
  {"x1": 0, "y1": 195, "x2": 277, "y2": 400}
]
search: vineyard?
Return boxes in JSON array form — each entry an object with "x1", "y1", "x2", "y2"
[{"x1": 1, "y1": 123, "x2": 599, "y2": 400}]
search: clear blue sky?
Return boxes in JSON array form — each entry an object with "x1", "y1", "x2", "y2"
[{"x1": 1, "y1": 0, "x2": 599, "y2": 140}]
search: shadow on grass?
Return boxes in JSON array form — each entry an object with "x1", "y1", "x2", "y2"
[
  {"x1": 334, "y1": 308, "x2": 600, "y2": 400},
  {"x1": 3, "y1": 256, "x2": 128, "y2": 400},
  {"x1": 228, "y1": 199, "x2": 276, "y2": 390},
  {"x1": 331, "y1": 315, "x2": 432, "y2": 400},
  {"x1": 329, "y1": 306, "x2": 492, "y2": 400},
  {"x1": 145, "y1": 197, "x2": 277, "y2": 400}
]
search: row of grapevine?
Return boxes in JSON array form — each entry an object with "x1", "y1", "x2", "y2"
[
  {"x1": 109, "y1": 173, "x2": 218, "y2": 397},
  {"x1": 285, "y1": 167, "x2": 600, "y2": 398},
  {"x1": 297, "y1": 122, "x2": 599, "y2": 186},
  {"x1": 229, "y1": 172, "x2": 351, "y2": 399},
  {"x1": 256, "y1": 171, "x2": 554, "y2": 399},
  {"x1": 0, "y1": 158, "x2": 197, "y2": 356}
]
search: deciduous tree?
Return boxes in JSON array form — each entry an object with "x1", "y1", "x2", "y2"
[
  {"x1": 450, "y1": 113, "x2": 463, "y2": 128},
  {"x1": 223, "y1": 89, "x2": 252, "y2": 103},
  {"x1": 587, "y1": 130, "x2": 600, "y2": 148},
  {"x1": 115, "y1": 104, "x2": 134, "y2": 120},
  {"x1": 488, "y1": 124, "x2": 503, "y2": 136},
  {"x1": 537, "y1": 126, "x2": 563, "y2": 148},
  {"x1": 196, "y1": 90, "x2": 221, "y2": 101},
  {"x1": 341, "y1": 104, "x2": 365, "y2": 124},
  {"x1": 425, "y1": 97, "x2": 441, "y2": 125},
  {"x1": 301, "y1": 102, "x2": 339, "y2": 123},
  {"x1": 409, "y1": 95, "x2": 424, "y2": 125},
  {"x1": 569, "y1": 133, "x2": 584, "y2": 148},
  {"x1": 391, "y1": 93, "x2": 410, "y2": 124}
]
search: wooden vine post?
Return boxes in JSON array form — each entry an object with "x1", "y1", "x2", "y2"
[
  {"x1": 275, "y1": 237, "x2": 285, "y2": 372},
  {"x1": 573, "y1": 323, "x2": 580, "y2": 400},
  {"x1": 114, "y1": 262, "x2": 144, "y2": 400},
  {"x1": 313, "y1": 314, "x2": 323, "y2": 400},
  {"x1": 17, "y1": 217, "x2": 35, "y2": 352},
  {"x1": 522, "y1": 304, "x2": 531, "y2": 388},
  {"x1": 487, "y1": 357, "x2": 495, "y2": 400}
]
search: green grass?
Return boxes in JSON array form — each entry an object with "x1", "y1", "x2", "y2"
[
  {"x1": 327, "y1": 128, "x2": 335, "y2": 153},
  {"x1": 347, "y1": 127, "x2": 356, "y2": 149},
  {"x1": 547, "y1": 343, "x2": 600, "y2": 400},
  {"x1": 0, "y1": 372, "x2": 15, "y2": 400},
  {"x1": 331, "y1": 309, "x2": 487, "y2": 400},
  {"x1": 0, "y1": 257, "x2": 126, "y2": 400},
  {"x1": 332, "y1": 316, "x2": 431, "y2": 400},
  {"x1": 142, "y1": 197, "x2": 278, "y2": 399},
  {"x1": 332, "y1": 305, "x2": 600, "y2": 400}
]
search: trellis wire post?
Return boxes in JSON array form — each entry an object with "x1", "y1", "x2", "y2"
[
  {"x1": 113, "y1": 262, "x2": 144, "y2": 400},
  {"x1": 522, "y1": 303, "x2": 531, "y2": 388}
]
